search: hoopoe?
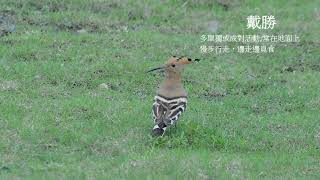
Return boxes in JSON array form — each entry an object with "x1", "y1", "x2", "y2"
[{"x1": 147, "y1": 56, "x2": 200, "y2": 136}]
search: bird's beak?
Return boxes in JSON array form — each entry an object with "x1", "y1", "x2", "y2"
[{"x1": 146, "y1": 66, "x2": 165, "y2": 73}]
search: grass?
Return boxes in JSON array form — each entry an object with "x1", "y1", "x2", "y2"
[{"x1": 0, "y1": 0, "x2": 319, "y2": 179}]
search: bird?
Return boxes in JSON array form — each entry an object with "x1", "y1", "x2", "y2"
[{"x1": 147, "y1": 56, "x2": 200, "y2": 136}]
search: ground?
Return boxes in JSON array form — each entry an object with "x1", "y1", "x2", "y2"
[{"x1": 0, "y1": 0, "x2": 319, "y2": 179}]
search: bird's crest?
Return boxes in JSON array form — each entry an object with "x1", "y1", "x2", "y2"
[
  {"x1": 147, "y1": 56, "x2": 200, "y2": 73},
  {"x1": 166, "y1": 56, "x2": 200, "y2": 65}
]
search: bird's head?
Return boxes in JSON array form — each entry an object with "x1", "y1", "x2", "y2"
[{"x1": 147, "y1": 56, "x2": 200, "y2": 74}]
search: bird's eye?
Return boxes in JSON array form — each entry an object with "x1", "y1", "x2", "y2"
[
  {"x1": 188, "y1": 58, "x2": 192, "y2": 61},
  {"x1": 171, "y1": 64, "x2": 176, "y2": 67}
]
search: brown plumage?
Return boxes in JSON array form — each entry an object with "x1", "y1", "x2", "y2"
[{"x1": 147, "y1": 56, "x2": 200, "y2": 136}]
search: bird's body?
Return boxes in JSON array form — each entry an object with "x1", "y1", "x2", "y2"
[
  {"x1": 152, "y1": 94, "x2": 187, "y2": 135},
  {"x1": 148, "y1": 56, "x2": 199, "y2": 136}
]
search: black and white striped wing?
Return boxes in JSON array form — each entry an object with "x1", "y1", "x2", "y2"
[
  {"x1": 152, "y1": 98, "x2": 163, "y2": 123},
  {"x1": 167, "y1": 99, "x2": 187, "y2": 125},
  {"x1": 152, "y1": 95, "x2": 187, "y2": 125}
]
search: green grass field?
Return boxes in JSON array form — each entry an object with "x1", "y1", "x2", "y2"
[{"x1": 0, "y1": 0, "x2": 319, "y2": 179}]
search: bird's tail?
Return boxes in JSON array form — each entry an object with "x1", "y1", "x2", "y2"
[{"x1": 152, "y1": 122, "x2": 167, "y2": 136}]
